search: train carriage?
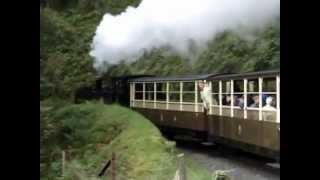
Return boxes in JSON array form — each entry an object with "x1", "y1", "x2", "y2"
[
  {"x1": 129, "y1": 74, "x2": 221, "y2": 138},
  {"x1": 128, "y1": 70, "x2": 280, "y2": 159},
  {"x1": 206, "y1": 70, "x2": 280, "y2": 159}
]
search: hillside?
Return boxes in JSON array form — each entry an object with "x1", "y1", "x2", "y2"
[
  {"x1": 106, "y1": 20, "x2": 279, "y2": 76},
  {"x1": 40, "y1": 99, "x2": 212, "y2": 179}
]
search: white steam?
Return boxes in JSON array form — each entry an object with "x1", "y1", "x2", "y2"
[{"x1": 90, "y1": 0, "x2": 280, "y2": 69}]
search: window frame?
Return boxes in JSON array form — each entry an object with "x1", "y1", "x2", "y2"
[
  {"x1": 129, "y1": 74, "x2": 280, "y2": 122},
  {"x1": 207, "y1": 75, "x2": 279, "y2": 121}
]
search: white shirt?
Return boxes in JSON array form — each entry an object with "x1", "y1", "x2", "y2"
[
  {"x1": 262, "y1": 104, "x2": 276, "y2": 121},
  {"x1": 200, "y1": 85, "x2": 211, "y2": 109}
]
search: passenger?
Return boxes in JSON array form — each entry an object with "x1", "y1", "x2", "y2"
[
  {"x1": 223, "y1": 95, "x2": 231, "y2": 106},
  {"x1": 235, "y1": 95, "x2": 244, "y2": 109},
  {"x1": 263, "y1": 96, "x2": 277, "y2": 121},
  {"x1": 262, "y1": 93, "x2": 268, "y2": 106},
  {"x1": 212, "y1": 95, "x2": 218, "y2": 105},
  {"x1": 199, "y1": 80, "x2": 211, "y2": 113},
  {"x1": 198, "y1": 81, "x2": 205, "y2": 91},
  {"x1": 270, "y1": 95, "x2": 277, "y2": 107},
  {"x1": 263, "y1": 96, "x2": 276, "y2": 110},
  {"x1": 249, "y1": 95, "x2": 259, "y2": 107}
]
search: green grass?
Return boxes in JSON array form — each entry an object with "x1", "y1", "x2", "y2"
[{"x1": 41, "y1": 99, "x2": 214, "y2": 180}]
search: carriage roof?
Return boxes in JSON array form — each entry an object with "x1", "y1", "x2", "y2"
[
  {"x1": 128, "y1": 73, "x2": 224, "y2": 82},
  {"x1": 208, "y1": 69, "x2": 280, "y2": 80},
  {"x1": 128, "y1": 69, "x2": 279, "y2": 83}
]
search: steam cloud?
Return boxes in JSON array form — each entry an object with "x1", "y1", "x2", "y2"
[{"x1": 90, "y1": 0, "x2": 280, "y2": 70}]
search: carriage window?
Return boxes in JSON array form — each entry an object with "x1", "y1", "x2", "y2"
[
  {"x1": 212, "y1": 94, "x2": 219, "y2": 105},
  {"x1": 261, "y1": 77, "x2": 277, "y2": 121},
  {"x1": 134, "y1": 83, "x2": 143, "y2": 100},
  {"x1": 222, "y1": 81, "x2": 231, "y2": 106},
  {"x1": 135, "y1": 92, "x2": 143, "y2": 100},
  {"x1": 247, "y1": 79, "x2": 259, "y2": 108},
  {"x1": 222, "y1": 81, "x2": 231, "y2": 93},
  {"x1": 156, "y1": 83, "x2": 166, "y2": 92},
  {"x1": 145, "y1": 83, "x2": 154, "y2": 91},
  {"x1": 156, "y1": 83, "x2": 166, "y2": 101},
  {"x1": 234, "y1": 80, "x2": 244, "y2": 92},
  {"x1": 183, "y1": 93, "x2": 195, "y2": 102},
  {"x1": 145, "y1": 91, "x2": 154, "y2": 100},
  {"x1": 262, "y1": 78, "x2": 277, "y2": 108},
  {"x1": 169, "y1": 93, "x2": 180, "y2": 102},
  {"x1": 247, "y1": 94, "x2": 259, "y2": 108},
  {"x1": 183, "y1": 82, "x2": 195, "y2": 91},
  {"x1": 247, "y1": 79, "x2": 258, "y2": 92},
  {"x1": 144, "y1": 83, "x2": 154, "y2": 101},
  {"x1": 262, "y1": 95, "x2": 277, "y2": 121},
  {"x1": 182, "y1": 82, "x2": 195, "y2": 103},
  {"x1": 169, "y1": 82, "x2": 180, "y2": 102},
  {"x1": 211, "y1": 81, "x2": 219, "y2": 105},
  {"x1": 245, "y1": 79, "x2": 259, "y2": 121},
  {"x1": 233, "y1": 80, "x2": 244, "y2": 108},
  {"x1": 222, "y1": 95, "x2": 231, "y2": 106},
  {"x1": 263, "y1": 94, "x2": 277, "y2": 107},
  {"x1": 263, "y1": 78, "x2": 276, "y2": 92},
  {"x1": 169, "y1": 82, "x2": 180, "y2": 92},
  {"x1": 212, "y1": 81, "x2": 219, "y2": 93},
  {"x1": 156, "y1": 92, "x2": 166, "y2": 101},
  {"x1": 135, "y1": 83, "x2": 143, "y2": 92}
]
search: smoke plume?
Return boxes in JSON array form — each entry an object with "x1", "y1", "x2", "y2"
[{"x1": 90, "y1": 0, "x2": 280, "y2": 70}]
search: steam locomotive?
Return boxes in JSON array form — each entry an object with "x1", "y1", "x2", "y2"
[
  {"x1": 75, "y1": 75, "x2": 152, "y2": 105},
  {"x1": 75, "y1": 70, "x2": 280, "y2": 160}
]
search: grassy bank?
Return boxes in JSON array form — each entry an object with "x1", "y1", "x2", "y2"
[{"x1": 40, "y1": 99, "x2": 213, "y2": 180}]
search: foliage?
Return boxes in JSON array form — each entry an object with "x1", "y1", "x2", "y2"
[
  {"x1": 40, "y1": 99, "x2": 213, "y2": 179},
  {"x1": 107, "y1": 20, "x2": 280, "y2": 76},
  {"x1": 212, "y1": 170, "x2": 231, "y2": 180},
  {"x1": 40, "y1": 0, "x2": 144, "y2": 100},
  {"x1": 40, "y1": 77, "x2": 54, "y2": 99},
  {"x1": 77, "y1": 0, "x2": 142, "y2": 14},
  {"x1": 40, "y1": 7, "x2": 98, "y2": 99}
]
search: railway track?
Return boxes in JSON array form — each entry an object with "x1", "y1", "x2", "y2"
[{"x1": 175, "y1": 140, "x2": 280, "y2": 180}]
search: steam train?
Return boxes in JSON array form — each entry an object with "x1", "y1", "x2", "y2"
[{"x1": 75, "y1": 70, "x2": 280, "y2": 160}]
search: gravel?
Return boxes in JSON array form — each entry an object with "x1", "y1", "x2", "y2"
[{"x1": 175, "y1": 140, "x2": 280, "y2": 180}]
